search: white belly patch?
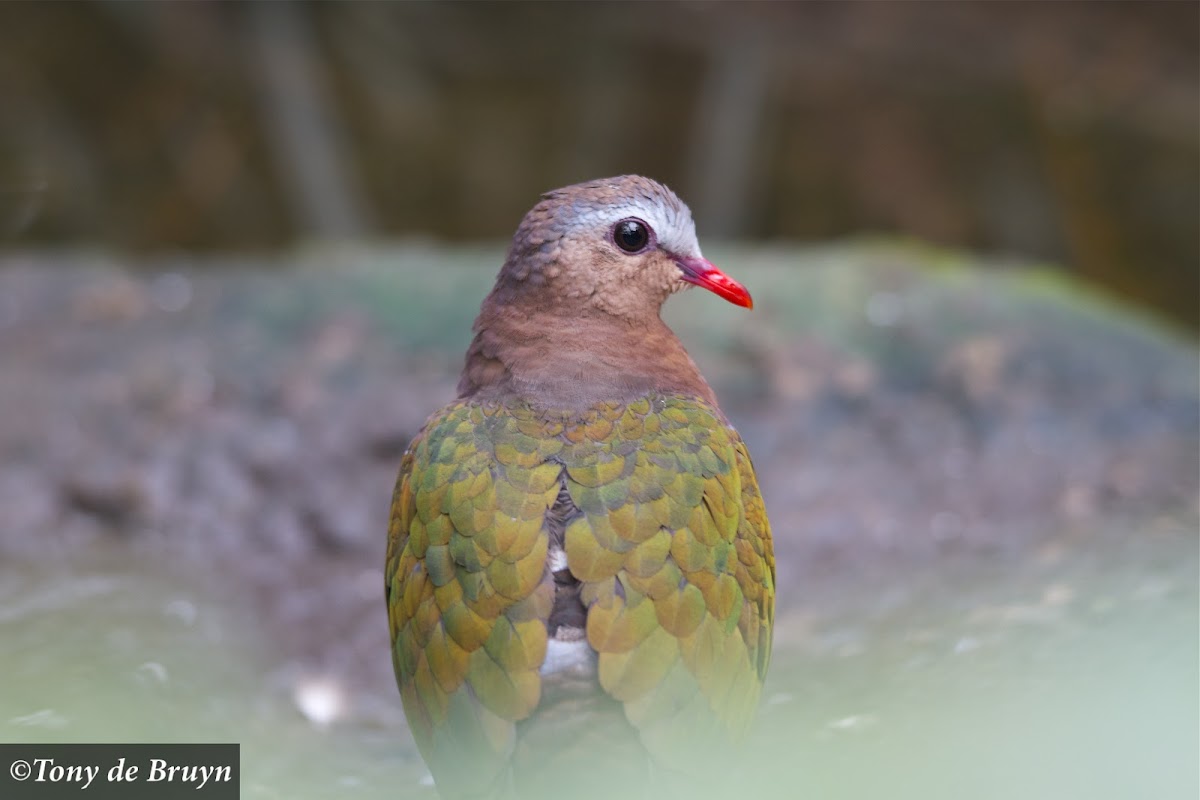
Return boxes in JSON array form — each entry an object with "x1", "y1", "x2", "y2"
[{"x1": 540, "y1": 636, "x2": 596, "y2": 677}]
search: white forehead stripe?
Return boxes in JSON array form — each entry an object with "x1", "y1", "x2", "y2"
[{"x1": 572, "y1": 196, "x2": 702, "y2": 259}]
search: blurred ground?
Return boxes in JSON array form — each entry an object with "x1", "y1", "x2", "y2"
[{"x1": 0, "y1": 244, "x2": 1196, "y2": 798}]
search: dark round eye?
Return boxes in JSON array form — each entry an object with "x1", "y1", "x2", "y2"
[{"x1": 613, "y1": 219, "x2": 651, "y2": 253}]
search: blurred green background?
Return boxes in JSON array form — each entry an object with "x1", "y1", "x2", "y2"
[
  {"x1": 0, "y1": 1, "x2": 1196, "y2": 327},
  {"x1": 0, "y1": 4, "x2": 1196, "y2": 800}
]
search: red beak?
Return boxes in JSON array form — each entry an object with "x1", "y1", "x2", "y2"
[{"x1": 675, "y1": 257, "x2": 753, "y2": 309}]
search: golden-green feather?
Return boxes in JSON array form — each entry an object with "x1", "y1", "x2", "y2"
[{"x1": 386, "y1": 393, "x2": 774, "y2": 796}]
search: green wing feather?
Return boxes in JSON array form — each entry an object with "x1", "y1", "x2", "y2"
[
  {"x1": 387, "y1": 394, "x2": 774, "y2": 792},
  {"x1": 562, "y1": 396, "x2": 774, "y2": 769},
  {"x1": 387, "y1": 403, "x2": 557, "y2": 798}
]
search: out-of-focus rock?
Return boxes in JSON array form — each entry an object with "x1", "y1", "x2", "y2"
[{"x1": 0, "y1": 243, "x2": 1194, "y2": 693}]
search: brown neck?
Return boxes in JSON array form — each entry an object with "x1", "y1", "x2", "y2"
[{"x1": 457, "y1": 294, "x2": 717, "y2": 411}]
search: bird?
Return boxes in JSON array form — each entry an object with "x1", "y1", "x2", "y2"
[{"x1": 385, "y1": 175, "x2": 774, "y2": 798}]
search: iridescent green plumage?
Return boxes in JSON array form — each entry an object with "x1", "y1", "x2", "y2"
[{"x1": 386, "y1": 393, "x2": 774, "y2": 796}]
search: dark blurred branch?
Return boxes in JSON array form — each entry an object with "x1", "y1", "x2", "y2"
[
  {"x1": 686, "y1": 23, "x2": 772, "y2": 238},
  {"x1": 246, "y1": 2, "x2": 372, "y2": 239},
  {"x1": 555, "y1": 36, "x2": 634, "y2": 182}
]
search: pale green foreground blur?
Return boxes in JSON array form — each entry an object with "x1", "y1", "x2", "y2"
[
  {"x1": 0, "y1": 247, "x2": 1195, "y2": 799},
  {"x1": 3, "y1": 532, "x2": 1194, "y2": 799}
]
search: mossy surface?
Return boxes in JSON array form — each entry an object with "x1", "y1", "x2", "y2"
[{"x1": 0, "y1": 242, "x2": 1194, "y2": 799}]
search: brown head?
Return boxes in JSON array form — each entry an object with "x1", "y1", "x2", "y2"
[
  {"x1": 460, "y1": 176, "x2": 752, "y2": 409},
  {"x1": 491, "y1": 175, "x2": 750, "y2": 318}
]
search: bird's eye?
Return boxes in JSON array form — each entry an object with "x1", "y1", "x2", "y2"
[{"x1": 613, "y1": 219, "x2": 651, "y2": 254}]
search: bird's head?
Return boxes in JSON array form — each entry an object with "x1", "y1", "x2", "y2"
[{"x1": 497, "y1": 175, "x2": 752, "y2": 320}]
